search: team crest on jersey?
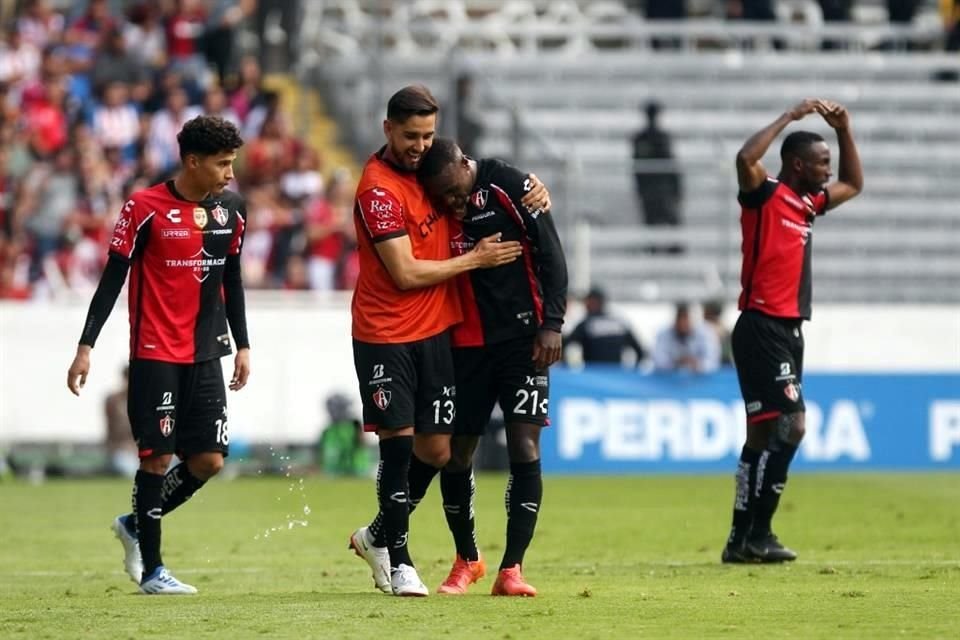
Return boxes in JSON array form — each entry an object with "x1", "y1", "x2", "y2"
[
  {"x1": 193, "y1": 207, "x2": 208, "y2": 228},
  {"x1": 372, "y1": 386, "x2": 392, "y2": 411},
  {"x1": 211, "y1": 205, "x2": 229, "y2": 226},
  {"x1": 470, "y1": 188, "x2": 488, "y2": 209},
  {"x1": 159, "y1": 414, "x2": 174, "y2": 437},
  {"x1": 784, "y1": 383, "x2": 800, "y2": 402}
]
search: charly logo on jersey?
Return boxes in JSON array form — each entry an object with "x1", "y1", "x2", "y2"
[
  {"x1": 211, "y1": 205, "x2": 229, "y2": 226},
  {"x1": 159, "y1": 414, "x2": 174, "y2": 437},
  {"x1": 372, "y1": 386, "x2": 392, "y2": 411},
  {"x1": 471, "y1": 188, "x2": 488, "y2": 209},
  {"x1": 193, "y1": 207, "x2": 208, "y2": 229}
]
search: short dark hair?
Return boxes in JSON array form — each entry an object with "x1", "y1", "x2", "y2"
[
  {"x1": 780, "y1": 130, "x2": 824, "y2": 162},
  {"x1": 417, "y1": 136, "x2": 459, "y2": 183},
  {"x1": 177, "y1": 115, "x2": 244, "y2": 160},
  {"x1": 387, "y1": 85, "x2": 439, "y2": 123}
]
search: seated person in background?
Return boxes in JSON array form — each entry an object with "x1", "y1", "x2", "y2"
[
  {"x1": 104, "y1": 365, "x2": 138, "y2": 477},
  {"x1": 652, "y1": 302, "x2": 721, "y2": 373},
  {"x1": 317, "y1": 393, "x2": 370, "y2": 477},
  {"x1": 702, "y1": 299, "x2": 734, "y2": 367},
  {"x1": 565, "y1": 287, "x2": 646, "y2": 367}
]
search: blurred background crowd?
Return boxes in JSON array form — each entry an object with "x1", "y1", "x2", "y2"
[{"x1": 0, "y1": 0, "x2": 358, "y2": 301}]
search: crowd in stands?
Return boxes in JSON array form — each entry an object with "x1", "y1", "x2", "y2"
[{"x1": 0, "y1": 0, "x2": 355, "y2": 300}]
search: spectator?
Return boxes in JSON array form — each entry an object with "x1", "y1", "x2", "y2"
[
  {"x1": 0, "y1": 25, "x2": 41, "y2": 93},
  {"x1": 165, "y1": 0, "x2": 209, "y2": 87},
  {"x1": 943, "y1": 0, "x2": 960, "y2": 51},
  {"x1": 90, "y1": 81, "x2": 140, "y2": 163},
  {"x1": 201, "y1": 84, "x2": 241, "y2": 129},
  {"x1": 632, "y1": 100, "x2": 683, "y2": 250},
  {"x1": 204, "y1": 0, "x2": 255, "y2": 85},
  {"x1": 316, "y1": 393, "x2": 371, "y2": 477},
  {"x1": 816, "y1": 0, "x2": 848, "y2": 49},
  {"x1": 123, "y1": 3, "x2": 167, "y2": 72},
  {"x1": 104, "y1": 364, "x2": 138, "y2": 477},
  {"x1": 144, "y1": 87, "x2": 202, "y2": 177},
  {"x1": 16, "y1": 145, "x2": 79, "y2": 285},
  {"x1": 565, "y1": 287, "x2": 646, "y2": 366},
  {"x1": 228, "y1": 55, "x2": 264, "y2": 124},
  {"x1": 16, "y1": 0, "x2": 65, "y2": 50},
  {"x1": 453, "y1": 73, "x2": 484, "y2": 157},
  {"x1": 702, "y1": 300, "x2": 734, "y2": 366},
  {"x1": 280, "y1": 145, "x2": 324, "y2": 205},
  {"x1": 888, "y1": 0, "x2": 921, "y2": 23},
  {"x1": 91, "y1": 27, "x2": 147, "y2": 95},
  {"x1": 644, "y1": 0, "x2": 687, "y2": 49},
  {"x1": 652, "y1": 302, "x2": 721, "y2": 373}
]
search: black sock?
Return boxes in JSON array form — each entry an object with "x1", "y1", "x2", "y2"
[
  {"x1": 727, "y1": 446, "x2": 762, "y2": 547},
  {"x1": 160, "y1": 463, "x2": 206, "y2": 515},
  {"x1": 407, "y1": 455, "x2": 440, "y2": 515},
  {"x1": 752, "y1": 440, "x2": 798, "y2": 539},
  {"x1": 441, "y1": 467, "x2": 478, "y2": 561},
  {"x1": 123, "y1": 463, "x2": 207, "y2": 526},
  {"x1": 370, "y1": 454, "x2": 441, "y2": 546},
  {"x1": 368, "y1": 460, "x2": 386, "y2": 547},
  {"x1": 501, "y1": 460, "x2": 542, "y2": 570},
  {"x1": 378, "y1": 436, "x2": 414, "y2": 569},
  {"x1": 134, "y1": 470, "x2": 165, "y2": 578}
]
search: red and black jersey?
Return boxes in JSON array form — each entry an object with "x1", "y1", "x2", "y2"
[
  {"x1": 450, "y1": 159, "x2": 568, "y2": 347},
  {"x1": 108, "y1": 181, "x2": 246, "y2": 363},
  {"x1": 737, "y1": 178, "x2": 829, "y2": 320}
]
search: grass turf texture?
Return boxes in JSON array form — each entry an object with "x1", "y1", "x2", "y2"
[{"x1": 1, "y1": 473, "x2": 958, "y2": 639}]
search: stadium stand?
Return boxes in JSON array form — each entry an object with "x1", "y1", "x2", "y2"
[{"x1": 303, "y1": 0, "x2": 960, "y2": 303}]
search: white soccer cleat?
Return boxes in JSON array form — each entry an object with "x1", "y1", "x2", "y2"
[
  {"x1": 349, "y1": 526, "x2": 391, "y2": 593},
  {"x1": 111, "y1": 514, "x2": 143, "y2": 584},
  {"x1": 390, "y1": 564, "x2": 429, "y2": 597},
  {"x1": 139, "y1": 567, "x2": 198, "y2": 595}
]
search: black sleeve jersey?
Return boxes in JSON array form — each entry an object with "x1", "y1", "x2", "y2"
[{"x1": 451, "y1": 158, "x2": 568, "y2": 347}]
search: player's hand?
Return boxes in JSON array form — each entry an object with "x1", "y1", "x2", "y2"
[
  {"x1": 67, "y1": 345, "x2": 92, "y2": 396},
  {"x1": 472, "y1": 233, "x2": 523, "y2": 268},
  {"x1": 816, "y1": 100, "x2": 850, "y2": 130},
  {"x1": 521, "y1": 173, "x2": 552, "y2": 212},
  {"x1": 230, "y1": 348, "x2": 250, "y2": 391},
  {"x1": 786, "y1": 99, "x2": 820, "y2": 121},
  {"x1": 532, "y1": 329, "x2": 562, "y2": 369}
]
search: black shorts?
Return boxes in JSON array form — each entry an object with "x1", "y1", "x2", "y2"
[
  {"x1": 353, "y1": 331, "x2": 456, "y2": 433},
  {"x1": 732, "y1": 310, "x2": 805, "y2": 423},
  {"x1": 127, "y1": 358, "x2": 229, "y2": 459},
  {"x1": 453, "y1": 336, "x2": 550, "y2": 436}
]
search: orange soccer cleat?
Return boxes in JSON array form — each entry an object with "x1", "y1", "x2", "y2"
[
  {"x1": 437, "y1": 554, "x2": 487, "y2": 594},
  {"x1": 491, "y1": 564, "x2": 537, "y2": 597}
]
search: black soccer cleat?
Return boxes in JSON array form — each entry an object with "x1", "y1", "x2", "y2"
[
  {"x1": 721, "y1": 541, "x2": 758, "y2": 564},
  {"x1": 745, "y1": 533, "x2": 798, "y2": 563}
]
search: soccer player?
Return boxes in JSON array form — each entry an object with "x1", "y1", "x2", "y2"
[
  {"x1": 416, "y1": 137, "x2": 568, "y2": 596},
  {"x1": 721, "y1": 99, "x2": 862, "y2": 563},
  {"x1": 347, "y1": 86, "x2": 551, "y2": 597},
  {"x1": 66, "y1": 116, "x2": 250, "y2": 594}
]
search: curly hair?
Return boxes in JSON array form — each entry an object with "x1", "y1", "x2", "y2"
[
  {"x1": 416, "y1": 136, "x2": 460, "y2": 183},
  {"x1": 780, "y1": 130, "x2": 824, "y2": 162},
  {"x1": 177, "y1": 115, "x2": 244, "y2": 159}
]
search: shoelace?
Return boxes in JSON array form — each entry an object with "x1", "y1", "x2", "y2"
[{"x1": 445, "y1": 564, "x2": 474, "y2": 585}]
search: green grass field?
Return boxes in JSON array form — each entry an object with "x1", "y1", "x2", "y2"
[{"x1": 1, "y1": 472, "x2": 958, "y2": 639}]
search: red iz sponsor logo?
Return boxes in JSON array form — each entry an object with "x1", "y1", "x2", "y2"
[
  {"x1": 211, "y1": 205, "x2": 229, "y2": 226},
  {"x1": 159, "y1": 414, "x2": 174, "y2": 437},
  {"x1": 372, "y1": 387, "x2": 392, "y2": 411},
  {"x1": 471, "y1": 188, "x2": 488, "y2": 209}
]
